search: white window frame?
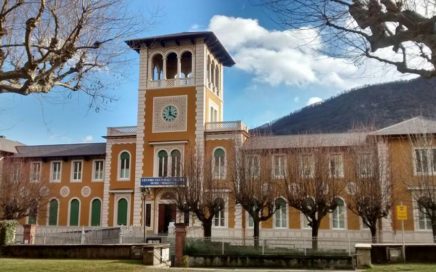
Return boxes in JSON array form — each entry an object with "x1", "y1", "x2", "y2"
[
  {"x1": 30, "y1": 161, "x2": 42, "y2": 183},
  {"x1": 412, "y1": 194, "x2": 433, "y2": 231},
  {"x1": 50, "y1": 161, "x2": 62, "y2": 183},
  {"x1": 212, "y1": 197, "x2": 228, "y2": 228},
  {"x1": 170, "y1": 149, "x2": 182, "y2": 177},
  {"x1": 412, "y1": 147, "x2": 436, "y2": 176},
  {"x1": 272, "y1": 154, "x2": 286, "y2": 179},
  {"x1": 92, "y1": 159, "x2": 105, "y2": 182},
  {"x1": 212, "y1": 147, "x2": 226, "y2": 180},
  {"x1": 329, "y1": 154, "x2": 344, "y2": 178},
  {"x1": 88, "y1": 197, "x2": 102, "y2": 226},
  {"x1": 118, "y1": 151, "x2": 131, "y2": 181},
  {"x1": 246, "y1": 155, "x2": 260, "y2": 178},
  {"x1": 46, "y1": 198, "x2": 60, "y2": 226},
  {"x1": 274, "y1": 198, "x2": 288, "y2": 229},
  {"x1": 301, "y1": 212, "x2": 311, "y2": 230},
  {"x1": 114, "y1": 194, "x2": 131, "y2": 226},
  {"x1": 70, "y1": 160, "x2": 83, "y2": 182},
  {"x1": 246, "y1": 211, "x2": 255, "y2": 229},
  {"x1": 358, "y1": 152, "x2": 374, "y2": 178},
  {"x1": 331, "y1": 198, "x2": 347, "y2": 230},
  {"x1": 300, "y1": 154, "x2": 315, "y2": 178}
]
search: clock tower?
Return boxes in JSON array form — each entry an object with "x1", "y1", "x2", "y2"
[{"x1": 126, "y1": 32, "x2": 235, "y2": 230}]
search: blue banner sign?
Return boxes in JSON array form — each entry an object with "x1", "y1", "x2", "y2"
[{"x1": 140, "y1": 177, "x2": 185, "y2": 187}]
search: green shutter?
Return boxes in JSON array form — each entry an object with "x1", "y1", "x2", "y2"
[
  {"x1": 91, "y1": 199, "x2": 101, "y2": 226},
  {"x1": 117, "y1": 198, "x2": 128, "y2": 225},
  {"x1": 48, "y1": 200, "x2": 58, "y2": 226},
  {"x1": 69, "y1": 199, "x2": 80, "y2": 226}
]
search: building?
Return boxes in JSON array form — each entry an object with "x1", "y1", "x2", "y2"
[{"x1": 2, "y1": 32, "x2": 435, "y2": 243}]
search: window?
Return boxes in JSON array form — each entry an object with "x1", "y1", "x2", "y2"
[
  {"x1": 247, "y1": 155, "x2": 260, "y2": 178},
  {"x1": 30, "y1": 162, "x2": 41, "y2": 182},
  {"x1": 28, "y1": 201, "x2": 38, "y2": 224},
  {"x1": 166, "y1": 52, "x2": 177, "y2": 79},
  {"x1": 210, "y1": 106, "x2": 218, "y2": 122},
  {"x1": 332, "y1": 198, "x2": 346, "y2": 229},
  {"x1": 145, "y1": 203, "x2": 152, "y2": 227},
  {"x1": 48, "y1": 199, "x2": 58, "y2": 226},
  {"x1": 414, "y1": 148, "x2": 436, "y2": 175},
  {"x1": 51, "y1": 161, "x2": 61, "y2": 182},
  {"x1": 171, "y1": 150, "x2": 181, "y2": 177},
  {"x1": 69, "y1": 199, "x2": 80, "y2": 226},
  {"x1": 275, "y1": 198, "x2": 287, "y2": 228},
  {"x1": 90, "y1": 199, "x2": 101, "y2": 226},
  {"x1": 248, "y1": 213, "x2": 254, "y2": 228},
  {"x1": 71, "y1": 161, "x2": 83, "y2": 182},
  {"x1": 213, "y1": 198, "x2": 225, "y2": 227},
  {"x1": 301, "y1": 213, "x2": 311, "y2": 229},
  {"x1": 151, "y1": 54, "x2": 163, "y2": 80},
  {"x1": 213, "y1": 148, "x2": 225, "y2": 179},
  {"x1": 92, "y1": 160, "x2": 104, "y2": 181},
  {"x1": 180, "y1": 51, "x2": 192, "y2": 78},
  {"x1": 117, "y1": 198, "x2": 128, "y2": 226},
  {"x1": 329, "y1": 154, "x2": 344, "y2": 178},
  {"x1": 358, "y1": 153, "x2": 373, "y2": 178},
  {"x1": 158, "y1": 150, "x2": 168, "y2": 177},
  {"x1": 417, "y1": 200, "x2": 432, "y2": 230},
  {"x1": 300, "y1": 154, "x2": 314, "y2": 178},
  {"x1": 119, "y1": 151, "x2": 130, "y2": 180},
  {"x1": 273, "y1": 155, "x2": 286, "y2": 178}
]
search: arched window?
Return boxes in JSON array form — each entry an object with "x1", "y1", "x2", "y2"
[
  {"x1": 207, "y1": 56, "x2": 211, "y2": 84},
  {"x1": 151, "y1": 54, "x2": 163, "y2": 80},
  {"x1": 180, "y1": 51, "x2": 192, "y2": 78},
  {"x1": 275, "y1": 198, "x2": 287, "y2": 228},
  {"x1": 211, "y1": 62, "x2": 215, "y2": 88},
  {"x1": 48, "y1": 199, "x2": 58, "y2": 226},
  {"x1": 215, "y1": 63, "x2": 220, "y2": 93},
  {"x1": 119, "y1": 151, "x2": 130, "y2": 179},
  {"x1": 117, "y1": 198, "x2": 128, "y2": 226},
  {"x1": 69, "y1": 199, "x2": 80, "y2": 226},
  {"x1": 332, "y1": 198, "x2": 346, "y2": 229},
  {"x1": 171, "y1": 150, "x2": 181, "y2": 177},
  {"x1": 214, "y1": 198, "x2": 225, "y2": 227},
  {"x1": 166, "y1": 52, "x2": 178, "y2": 79},
  {"x1": 90, "y1": 199, "x2": 101, "y2": 226},
  {"x1": 158, "y1": 150, "x2": 168, "y2": 177},
  {"x1": 213, "y1": 148, "x2": 225, "y2": 179}
]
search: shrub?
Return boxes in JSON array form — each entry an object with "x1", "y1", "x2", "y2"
[{"x1": 0, "y1": 220, "x2": 17, "y2": 245}]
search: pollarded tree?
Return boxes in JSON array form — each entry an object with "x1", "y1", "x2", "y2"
[
  {"x1": 264, "y1": 0, "x2": 436, "y2": 78},
  {"x1": 348, "y1": 136, "x2": 392, "y2": 243},
  {"x1": 0, "y1": 0, "x2": 137, "y2": 103},
  {"x1": 174, "y1": 150, "x2": 226, "y2": 238},
  {"x1": 283, "y1": 137, "x2": 347, "y2": 250},
  {"x1": 231, "y1": 147, "x2": 280, "y2": 247},
  {"x1": 0, "y1": 158, "x2": 49, "y2": 220}
]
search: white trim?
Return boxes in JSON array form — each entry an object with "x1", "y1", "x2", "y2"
[
  {"x1": 301, "y1": 212, "x2": 311, "y2": 230},
  {"x1": 50, "y1": 161, "x2": 62, "y2": 183},
  {"x1": 331, "y1": 197, "x2": 347, "y2": 230},
  {"x1": 68, "y1": 198, "x2": 81, "y2": 226},
  {"x1": 272, "y1": 154, "x2": 287, "y2": 179},
  {"x1": 89, "y1": 197, "x2": 102, "y2": 226},
  {"x1": 153, "y1": 145, "x2": 185, "y2": 177},
  {"x1": 109, "y1": 189, "x2": 134, "y2": 193},
  {"x1": 246, "y1": 154, "x2": 260, "y2": 178},
  {"x1": 117, "y1": 150, "x2": 131, "y2": 181},
  {"x1": 70, "y1": 160, "x2": 83, "y2": 183},
  {"x1": 46, "y1": 198, "x2": 60, "y2": 226},
  {"x1": 412, "y1": 193, "x2": 433, "y2": 232},
  {"x1": 328, "y1": 153, "x2": 344, "y2": 178},
  {"x1": 412, "y1": 147, "x2": 436, "y2": 176},
  {"x1": 91, "y1": 159, "x2": 105, "y2": 182},
  {"x1": 29, "y1": 161, "x2": 42, "y2": 183},
  {"x1": 149, "y1": 140, "x2": 188, "y2": 145},
  {"x1": 212, "y1": 196, "x2": 228, "y2": 228},
  {"x1": 273, "y1": 197, "x2": 288, "y2": 229},
  {"x1": 212, "y1": 146, "x2": 227, "y2": 180}
]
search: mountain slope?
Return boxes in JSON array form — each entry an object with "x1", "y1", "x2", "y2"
[{"x1": 255, "y1": 77, "x2": 436, "y2": 135}]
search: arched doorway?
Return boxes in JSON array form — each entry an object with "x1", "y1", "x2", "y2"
[{"x1": 157, "y1": 191, "x2": 176, "y2": 234}]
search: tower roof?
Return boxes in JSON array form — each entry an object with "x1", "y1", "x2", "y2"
[{"x1": 125, "y1": 31, "x2": 235, "y2": 67}]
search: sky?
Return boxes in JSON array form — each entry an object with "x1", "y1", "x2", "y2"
[{"x1": 0, "y1": 0, "x2": 416, "y2": 145}]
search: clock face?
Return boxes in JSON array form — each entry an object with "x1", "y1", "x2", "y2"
[{"x1": 162, "y1": 105, "x2": 178, "y2": 122}]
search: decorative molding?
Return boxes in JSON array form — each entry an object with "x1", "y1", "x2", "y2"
[
  {"x1": 59, "y1": 186, "x2": 70, "y2": 198},
  {"x1": 81, "y1": 186, "x2": 91, "y2": 198}
]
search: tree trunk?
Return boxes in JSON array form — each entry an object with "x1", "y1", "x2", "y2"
[
  {"x1": 203, "y1": 220, "x2": 212, "y2": 238},
  {"x1": 432, "y1": 219, "x2": 436, "y2": 243},
  {"x1": 370, "y1": 226, "x2": 377, "y2": 243},
  {"x1": 253, "y1": 220, "x2": 260, "y2": 248},
  {"x1": 311, "y1": 220, "x2": 320, "y2": 251}
]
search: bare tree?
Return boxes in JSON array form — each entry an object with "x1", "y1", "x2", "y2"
[
  {"x1": 0, "y1": 158, "x2": 49, "y2": 221},
  {"x1": 347, "y1": 136, "x2": 392, "y2": 243},
  {"x1": 232, "y1": 148, "x2": 280, "y2": 247},
  {"x1": 0, "y1": 0, "x2": 137, "y2": 103},
  {"x1": 263, "y1": 0, "x2": 436, "y2": 77},
  {"x1": 283, "y1": 137, "x2": 346, "y2": 250},
  {"x1": 174, "y1": 151, "x2": 226, "y2": 238}
]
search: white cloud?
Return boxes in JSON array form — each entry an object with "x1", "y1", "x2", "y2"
[
  {"x1": 307, "y1": 97, "x2": 323, "y2": 106},
  {"x1": 209, "y1": 15, "x2": 416, "y2": 90},
  {"x1": 293, "y1": 96, "x2": 300, "y2": 103},
  {"x1": 82, "y1": 135, "x2": 94, "y2": 143}
]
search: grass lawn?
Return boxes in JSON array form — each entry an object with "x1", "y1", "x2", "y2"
[
  {"x1": 368, "y1": 263, "x2": 436, "y2": 272},
  {"x1": 0, "y1": 258, "x2": 160, "y2": 272}
]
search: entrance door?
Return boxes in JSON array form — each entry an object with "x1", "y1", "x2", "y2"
[{"x1": 158, "y1": 204, "x2": 176, "y2": 233}]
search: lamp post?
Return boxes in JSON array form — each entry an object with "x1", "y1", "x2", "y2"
[{"x1": 141, "y1": 187, "x2": 150, "y2": 243}]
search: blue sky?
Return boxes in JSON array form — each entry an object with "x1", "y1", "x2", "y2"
[{"x1": 0, "y1": 0, "x2": 414, "y2": 145}]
